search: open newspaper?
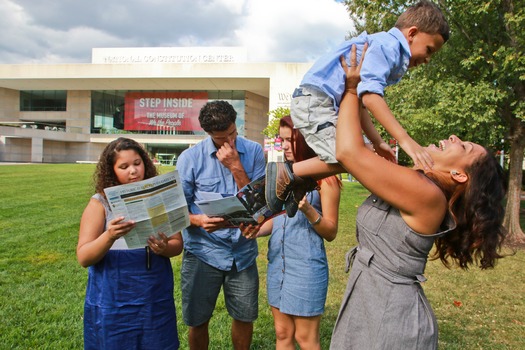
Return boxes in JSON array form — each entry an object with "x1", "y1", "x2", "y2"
[
  {"x1": 104, "y1": 170, "x2": 190, "y2": 249},
  {"x1": 195, "y1": 175, "x2": 284, "y2": 227}
]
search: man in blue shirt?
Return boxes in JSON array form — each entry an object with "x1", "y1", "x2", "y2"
[
  {"x1": 265, "y1": 0, "x2": 449, "y2": 217},
  {"x1": 177, "y1": 100, "x2": 266, "y2": 350}
]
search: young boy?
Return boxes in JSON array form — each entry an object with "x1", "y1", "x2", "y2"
[{"x1": 266, "y1": 0, "x2": 449, "y2": 217}]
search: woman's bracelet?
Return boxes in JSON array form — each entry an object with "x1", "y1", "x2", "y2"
[{"x1": 309, "y1": 215, "x2": 322, "y2": 226}]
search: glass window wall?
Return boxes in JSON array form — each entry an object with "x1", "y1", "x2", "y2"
[
  {"x1": 91, "y1": 90, "x2": 246, "y2": 136},
  {"x1": 20, "y1": 90, "x2": 67, "y2": 111}
]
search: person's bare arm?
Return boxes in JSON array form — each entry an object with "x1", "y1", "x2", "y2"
[
  {"x1": 336, "y1": 46, "x2": 446, "y2": 234},
  {"x1": 362, "y1": 93, "x2": 433, "y2": 169},
  {"x1": 298, "y1": 180, "x2": 341, "y2": 242},
  {"x1": 77, "y1": 198, "x2": 136, "y2": 267},
  {"x1": 359, "y1": 106, "x2": 396, "y2": 162},
  {"x1": 255, "y1": 219, "x2": 273, "y2": 238}
]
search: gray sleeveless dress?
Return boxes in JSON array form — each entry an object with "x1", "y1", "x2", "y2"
[{"x1": 330, "y1": 195, "x2": 455, "y2": 350}]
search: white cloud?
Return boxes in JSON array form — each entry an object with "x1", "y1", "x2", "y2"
[
  {"x1": 237, "y1": 0, "x2": 352, "y2": 62},
  {"x1": 0, "y1": 0, "x2": 353, "y2": 64}
]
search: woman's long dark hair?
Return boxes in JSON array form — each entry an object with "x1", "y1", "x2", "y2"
[
  {"x1": 93, "y1": 137, "x2": 158, "y2": 196},
  {"x1": 429, "y1": 149, "x2": 507, "y2": 269}
]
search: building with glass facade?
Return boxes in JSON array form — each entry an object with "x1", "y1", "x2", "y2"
[{"x1": 0, "y1": 47, "x2": 310, "y2": 163}]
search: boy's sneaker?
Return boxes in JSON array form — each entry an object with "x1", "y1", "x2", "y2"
[{"x1": 265, "y1": 162, "x2": 294, "y2": 212}]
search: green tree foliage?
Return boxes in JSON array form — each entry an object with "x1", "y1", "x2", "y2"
[
  {"x1": 262, "y1": 106, "x2": 290, "y2": 138},
  {"x1": 343, "y1": 0, "x2": 525, "y2": 242},
  {"x1": 387, "y1": 70, "x2": 507, "y2": 163}
]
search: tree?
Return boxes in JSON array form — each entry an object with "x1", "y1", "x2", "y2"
[
  {"x1": 343, "y1": 0, "x2": 525, "y2": 243},
  {"x1": 262, "y1": 107, "x2": 290, "y2": 138}
]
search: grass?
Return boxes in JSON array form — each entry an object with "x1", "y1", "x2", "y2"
[{"x1": 0, "y1": 164, "x2": 523, "y2": 349}]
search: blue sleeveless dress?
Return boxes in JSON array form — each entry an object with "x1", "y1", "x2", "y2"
[
  {"x1": 266, "y1": 190, "x2": 328, "y2": 316},
  {"x1": 330, "y1": 195, "x2": 455, "y2": 349},
  {"x1": 83, "y1": 194, "x2": 179, "y2": 350}
]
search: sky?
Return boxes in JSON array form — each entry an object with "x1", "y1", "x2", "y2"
[{"x1": 0, "y1": 0, "x2": 354, "y2": 64}]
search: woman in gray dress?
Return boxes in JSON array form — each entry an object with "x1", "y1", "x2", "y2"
[{"x1": 330, "y1": 45, "x2": 507, "y2": 349}]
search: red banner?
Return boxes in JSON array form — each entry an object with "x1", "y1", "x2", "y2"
[{"x1": 124, "y1": 92, "x2": 208, "y2": 131}]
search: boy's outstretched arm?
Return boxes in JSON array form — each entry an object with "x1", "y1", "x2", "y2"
[
  {"x1": 359, "y1": 107, "x2": 396, "y2": 162},
  {"x1": 362, "y1": 93, "x2": 433, "y2": 170}
]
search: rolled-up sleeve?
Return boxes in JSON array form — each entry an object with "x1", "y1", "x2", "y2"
[{"x1": 358, "y1": 43, "x2": 399, "y2": 98}]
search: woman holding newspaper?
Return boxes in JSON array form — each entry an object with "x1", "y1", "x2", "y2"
[
  {"x1": 254, "y1": 116, "x2": 341, "y2": 350},
  {"x1": 77, "y1": 137, "x2": 182, "y2": 350}
]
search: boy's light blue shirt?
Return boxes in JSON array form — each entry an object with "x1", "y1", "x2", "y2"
[
  {"x1": 300, "y1": 28, "x2": 410, "y2": 111},
  {"x1": 177, "y1": 136, "x2": 265, "y2": 272}
]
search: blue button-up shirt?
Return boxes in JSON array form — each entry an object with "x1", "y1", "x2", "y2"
[
  {"x1": 177, "y1": 136, "x2": 266, "y2": 271},
  {"x1": 300, "y1": 28, "x2": 410, "y2": 111}
]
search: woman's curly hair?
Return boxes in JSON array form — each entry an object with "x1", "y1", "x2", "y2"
[
  {"x1": 430, "y1": 149, "x2": 507, "y2": 269},
  {"x1": 93, "y1": 137, "x2": 158, "y2": 196}
]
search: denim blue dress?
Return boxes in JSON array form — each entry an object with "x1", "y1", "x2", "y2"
[
  {"x1": 266, "y1": 190, "x2": 328, "y2": 316},
  {"x1": 330, "y1": 195, "x2": 455, "y2": 349},
  {"x1": 83, "y1": 194, "x2": 179, "y2": 350}
]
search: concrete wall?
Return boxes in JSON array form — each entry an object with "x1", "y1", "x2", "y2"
[
  {"x1": 244, "y1": 91, "x2": 269, "y2": 146},
  {"x1": 0, "y1": 137, "x2": 31, "y2": 162},
  {"x1": 66, "y1": 90, "x2": 92, "y2": 134},
  {"x1": 0, "y1": 88, "x2": 18, "y2": 121}
]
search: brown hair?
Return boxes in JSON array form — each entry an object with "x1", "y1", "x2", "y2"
[
  {"x1": 279, "y1": 116, "x2": 317, "y2": 162},
  {"x1": 395, "y1": 0, "x2": 450, "y2": 42},
  {"x1": 93, "y1": 137, "x2": 158, "y2": 196}
]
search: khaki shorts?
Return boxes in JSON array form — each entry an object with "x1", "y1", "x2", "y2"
[{"x1": 290, "y1": 86, "x2": 338, "y2": 163}]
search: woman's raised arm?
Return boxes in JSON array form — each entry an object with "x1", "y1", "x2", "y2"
[{"x1": 335, "y1": 44, "x2": 447, "y2": 235}]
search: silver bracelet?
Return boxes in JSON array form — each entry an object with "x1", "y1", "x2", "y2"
[{"x1": 309, "y1": 215, "x2": 321, "y2": 225}]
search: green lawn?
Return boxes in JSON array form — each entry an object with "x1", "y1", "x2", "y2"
[{"x1": 0, "y1": 164, "x2": 523, "y2": 349}]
